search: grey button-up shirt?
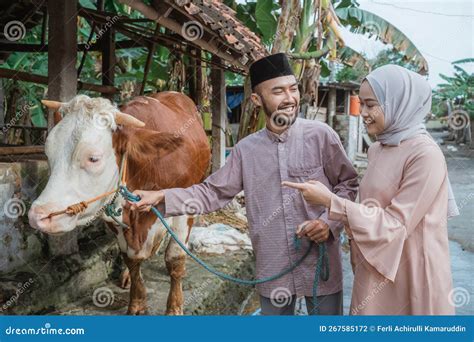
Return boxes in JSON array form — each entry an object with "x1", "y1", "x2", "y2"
[{"x1": 162, "y1": 118, "x2": 358, "y2": 298}]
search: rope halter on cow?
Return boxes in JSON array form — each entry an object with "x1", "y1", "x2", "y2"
[{"x1": 46, "y1": 152, "x2": 129, "y2": 219}]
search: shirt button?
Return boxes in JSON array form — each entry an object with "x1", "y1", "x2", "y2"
[{"x1": 278, "y1": 144, "x2": 284, "y2": 150}]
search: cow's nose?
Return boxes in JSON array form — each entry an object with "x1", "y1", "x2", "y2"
[{"x1": 28, "y1": 204, "x2": 56, "y2": 231}]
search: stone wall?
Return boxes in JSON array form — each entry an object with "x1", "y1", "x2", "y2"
[{"x1": 0, "y1": 161, "x2": 49, "y2": 274}]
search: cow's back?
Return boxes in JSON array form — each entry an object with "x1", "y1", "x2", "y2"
[{"x1": 115, "y1": 91, "x2": 210, "y2": 190}]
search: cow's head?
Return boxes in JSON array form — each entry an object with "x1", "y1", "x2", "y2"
[{"x1": 28, "y1": 95, "x2": 146, "y2": 235}]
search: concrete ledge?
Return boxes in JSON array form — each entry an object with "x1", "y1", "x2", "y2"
[{"x1": 0, "y1": 227, "x2": 120, "y2": 315}]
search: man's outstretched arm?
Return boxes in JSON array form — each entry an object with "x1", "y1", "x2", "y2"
[{"x1": 129, "y1": 146, "x2": 244, "y2": 217}]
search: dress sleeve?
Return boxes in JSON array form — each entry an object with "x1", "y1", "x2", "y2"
[
  {"x1": 160, "y1": 145, "x2": 243, "y2": 217},
  {"x1": 318, "y1": 128, "x2": 359, "y2": 239},
  {"x1": 328, "y1": 143, "x2": 447, "y2": 281}
]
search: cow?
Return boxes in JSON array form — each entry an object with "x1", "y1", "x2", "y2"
[{"x1": 28, "y1": 92, "x2": 211, "y2": 315}]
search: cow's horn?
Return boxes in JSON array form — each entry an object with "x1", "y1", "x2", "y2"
[
  {"x1": 115, "y1": 112, "x2": 146, "y2": 128},
  {"x1": 41, "y1": 100, "x2": 66, "y2": 110}
]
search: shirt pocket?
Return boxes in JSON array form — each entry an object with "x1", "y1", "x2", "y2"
[{"x1": 288, "y1": 165, "x2": 326, "y2": 183}]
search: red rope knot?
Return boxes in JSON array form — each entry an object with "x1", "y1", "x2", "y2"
[{"x1": 65, "y1": 201, "x2": 88, "y2": 215}]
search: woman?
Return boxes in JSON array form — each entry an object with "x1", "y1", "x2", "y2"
[{"x1": 283, "y1": 64, "x2": 459, "y2": 315}]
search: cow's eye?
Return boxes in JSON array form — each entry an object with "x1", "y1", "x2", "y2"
[{"x1": 88, "y1": 156, "x2": 100, "y2": 163}]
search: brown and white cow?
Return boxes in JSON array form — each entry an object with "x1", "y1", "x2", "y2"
[{"x1": 28, "y1": 92, "x2": 210, "y2": 315}]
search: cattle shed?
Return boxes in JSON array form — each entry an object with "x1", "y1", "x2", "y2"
[{"x1": 0, "y1": 0, "x2": 266, "y2": 263}]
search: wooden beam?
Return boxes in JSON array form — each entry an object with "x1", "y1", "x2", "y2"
[
  {"x1": 0, "y1": 40, "x2": 145, "y2": 53},
  {"x1": 117, "y1": 0, "x2": 248, "y2": 70},
  {"x1": 210, "y1": 55, "x2": 227, "y2": 172},
  {"x1": 0, "y1": 68, "x2": 118, "y2": 94},
  {"x1": 0, "y1": 146, "x2": 44, "y2": 155}
]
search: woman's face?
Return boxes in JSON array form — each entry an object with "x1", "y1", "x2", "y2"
[{"x1": 359, "y1": 80, "x2": 385, "y2": 136}]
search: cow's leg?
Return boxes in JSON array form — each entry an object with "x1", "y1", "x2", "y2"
[
  {"x1": 119, "y1": 268, "x2": 131, "y2": 289},
  {"x1": 164, "y1": 215, "x2": 191, "y2": 315},
  {"x1": 122, "y1": 254, "x2": 147, "y2": 315},
  {"x1": 104, "y1": 222, "x2": 132, "y2": 289}
]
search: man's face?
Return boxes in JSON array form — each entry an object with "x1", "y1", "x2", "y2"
[{"x1": 251, "y1": 75, "x2": 300, "y2": 132}]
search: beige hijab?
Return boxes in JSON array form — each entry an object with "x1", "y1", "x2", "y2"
[{"x1": 365, "y1": 64, "x2": 459, "y2": 218}]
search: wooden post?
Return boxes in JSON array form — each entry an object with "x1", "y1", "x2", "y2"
[
  {"x1": 101, "y1": 28, "x2": 115, "y2": 99},
  {"x1": 47, "y1": 0, "x2": 77, "y2": 130},
  {"x1": 0, "y1": 79, "x2": 4, "y2": 128},
  {"x1": 140, "y1": 24, "x2": 160, "y2": 95},
  {"x1": 347, "y1": 90, "x2": 357, "y2": 160},
  {"x1": 210, "y1": 55, "x2": 226, "y2": 172},
  {"x1": 327, "y1": 87, "x2": 336, "y2": 128},
  {"x1": 187, "y1": 53, "x2": 196, "y2": 102},
  {"x1": 47, "y1": 0, "x2": 79, "y2": 255},
  {"x1": 195, "y1": 49, "x2": 203, "y2": 109}
]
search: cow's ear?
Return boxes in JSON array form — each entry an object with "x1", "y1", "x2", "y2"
[{"x1": 125, "y1": 128, "x2": 183, "y2": 160}]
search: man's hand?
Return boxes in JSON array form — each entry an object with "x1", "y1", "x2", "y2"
[
  {"x1": 126, "y1": 190, "x2": 164, "y2": 212},
  {"x1": 296, "y1": 219, "x2": 330, "y2": 243}
]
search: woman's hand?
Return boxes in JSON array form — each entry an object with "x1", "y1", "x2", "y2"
[
  {"x1": 281, "y1": 180, "x2": 332, "y2": 207},
  {"x1": 127, "y1": 190, "x2": 164, "y2": 212}
]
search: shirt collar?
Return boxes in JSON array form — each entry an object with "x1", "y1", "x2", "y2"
[{"x1": 264, "y1": 118, "x2": 299, "y2": 143}]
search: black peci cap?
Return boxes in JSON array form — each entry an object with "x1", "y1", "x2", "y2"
[{"x1": 249, "y1": 53, "x2": 295, "y2": 90}]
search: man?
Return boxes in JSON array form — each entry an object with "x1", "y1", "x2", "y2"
[{"x1": 129, "y1": 53, "x2": 358, "y2": 315}]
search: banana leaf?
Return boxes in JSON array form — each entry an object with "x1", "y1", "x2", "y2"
[{"x1": 335, "y1": 7, "x2": 428, "y2": 74}]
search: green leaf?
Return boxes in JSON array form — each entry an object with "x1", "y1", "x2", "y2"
[
  {"x1": 236, "y1": 3, "x2": 259, "y2": 34},
  {"x1": 255, "y1": 0, "x2": 278, "y2": 44},
  {"x1": 320, "y1": 60, "x2": 331, "y2": 77},
  {"x1": 335, "y1": 0, "x2": 355, "y2": 9},
  {"x1": 453, "y1": 58, "x2": 474, "y2": 65},
  {"x1": 335, "y1": 7, "x2": 428, "y2": 73}
]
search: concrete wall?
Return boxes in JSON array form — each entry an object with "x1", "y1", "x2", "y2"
[{"x1": 0, "y1": 160, "x2": 49, "y2": 274}]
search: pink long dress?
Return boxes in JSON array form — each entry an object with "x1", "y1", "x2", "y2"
[{"x1": 329, "y1": 134, "x2": 455, "y2": 315}]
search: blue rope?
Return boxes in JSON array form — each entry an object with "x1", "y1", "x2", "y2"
[{"x1": 117, "y1": 185, "x2": 329, "y2": 313}]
